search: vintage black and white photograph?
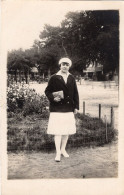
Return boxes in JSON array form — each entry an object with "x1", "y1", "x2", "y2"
[
  {"x1": 1, "y1": 1, "x2": 124, "y2": 194},
  {"x1": 6, "y1": 2, "x2": 119, "y2": 179}
]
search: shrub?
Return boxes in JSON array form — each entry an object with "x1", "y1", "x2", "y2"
[
  {"x1": 23, "y1": 94, "x2": 49, "y2": 117},
  {"x1": 7, "y1": 83, "x2": 49, "y2": 117}
]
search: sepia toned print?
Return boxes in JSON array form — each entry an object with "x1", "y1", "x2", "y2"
[
  {"x1": 1, "y1": 1, "x2": 124, "y2": 195},
  {"x1": 7, "y1": 9, "x2": 119, "y2": 179}
]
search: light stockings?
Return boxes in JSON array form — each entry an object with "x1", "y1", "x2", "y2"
[
  {"x1": 61, "y1": 135, "x2": 69, "y2": 154},
  {"x1": 54, "y1": 135, "x2": 62, "y2": 155},
  {"x1": 54, "y1": 135, "x2": 69, "y2": 161}
]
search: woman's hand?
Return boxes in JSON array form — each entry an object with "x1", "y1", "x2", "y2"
[
  {"x1": 74, "y1": 109, "x2": 78, "y2": 114},
  {"x1": 54, "y1": 97, "x2": 61, "y2": 102}
]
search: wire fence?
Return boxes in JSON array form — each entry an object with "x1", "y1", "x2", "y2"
[
  {"x1": 7, "y1": 112, "x2": 117, "y2": 152},
  {"x1": 82, "y1": 101, "x2": 118, "y2": 129},
  {"x1": 7, "y1": 130, "x2": 116, "y2": 152}
]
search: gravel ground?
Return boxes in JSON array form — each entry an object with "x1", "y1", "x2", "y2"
[{"x1": 8, "y1": 141, "x2": 118, "y2": 179}]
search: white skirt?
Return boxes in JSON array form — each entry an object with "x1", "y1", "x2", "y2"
[{"x1": 47, "y1": 112, "x2": 76, "y2": 135}]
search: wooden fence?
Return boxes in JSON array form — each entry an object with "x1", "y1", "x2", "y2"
[{"x1": 83, "y1": 101, "x2": 115, "y2": 128}]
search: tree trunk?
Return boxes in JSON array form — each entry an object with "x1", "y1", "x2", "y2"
[
  {"x1": 19, "y1": 71, "x2": 22, "y2": 83},
  {"x1": 27, "y1": 71, "x2": 29, "y2": 84},
  {"x1": 25, "y1": 73, "x2": 28, "y2": 84},
  {"x1": 42, "y1": 73, "x2": 45, "y2": 81},
  {"x1": 48, "y1": 68, "x2": 51, "y2": 79},
  {"x1": 25, "y1": 71, "x2": 29, "y2": 84},
  {"x1": 14, "y1": 70, "x2": 17, "y2": 83}
]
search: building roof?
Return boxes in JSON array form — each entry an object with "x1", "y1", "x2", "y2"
[
  {"x1": 83, "y1": 64, "x2": 103, "y2": 73},
  {"x1": 30, "y1": 67, "x2": 38, "y2": 73}
]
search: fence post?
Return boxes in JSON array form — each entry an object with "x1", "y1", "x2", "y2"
[
  {"x1": 111, "y1": 107, "x2": 114, "y2": 128},
  {"x1": 99, "y1": 104, "x2": 101, "y2": 119},
  {"x1": 83, "y1": 101, "x2": 85, "y2": 115},
  {"x1": 104, "y1": 82, "x2": 106, "y2": 89},
  {"x1": 105, "y1": 115, "x2": 108, "y2": 143}
]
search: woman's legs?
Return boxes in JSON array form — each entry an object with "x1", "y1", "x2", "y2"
[
  {"x1": 54, "y1": 135, "x2": 69, "y2": 161},
  {"x1": 54, "y1": 135, "x2": 62, "y2": 161},
  {"x1": 61, "y1": 135, "x2": 69, "y2": 157}
]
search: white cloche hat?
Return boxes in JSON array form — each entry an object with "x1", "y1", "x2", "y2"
[{"x1": 59, "y1": 57, "x2": 72, "y2": 66}]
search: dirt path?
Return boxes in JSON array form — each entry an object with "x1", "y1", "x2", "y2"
[{"x1": 8, "y1": 141, "x2": 118, "y2": 179}]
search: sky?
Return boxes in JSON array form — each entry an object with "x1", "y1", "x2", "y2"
[
  {"x1": 1, "y1": 1, "x2": 86, "y2": 51},
  {"x1": 1, "y1": 1, "x2": 121, "y2": 51}
]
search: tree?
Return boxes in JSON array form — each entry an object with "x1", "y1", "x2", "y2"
[
  {"x1": 7, "y1": 49, "x2": 30, "y2": 83},
  {"x1": 60, "y1": 10, "x2": 119, "y2": 75},
  {"x1": 38, "y1": 11, "x2": 119, "y2": 75},
  {"x1": 92, "y1": 11, "x2": 119, "y2": 74},
  {"x1": 8, "y1": 10, "x2": 119, "y2": 79}
]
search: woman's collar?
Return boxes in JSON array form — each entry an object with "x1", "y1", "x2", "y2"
[{"x1": 56, "y1": 70, "x2": 70, "y2": 77}]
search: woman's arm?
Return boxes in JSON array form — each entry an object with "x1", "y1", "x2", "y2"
[
  {"x1": 45, "y1": 77, "x2": 55, "y2": 103},
  {"x1": 45, "y1": 76, "x2": 62, "y2": 103},
  {"x1": 73, "y1": 79, "x2": 79, "y2": 110}
]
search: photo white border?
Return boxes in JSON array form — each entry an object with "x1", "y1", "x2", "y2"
[{"x1": 1, "y1": 1, "x2": 124, "y2": 195}]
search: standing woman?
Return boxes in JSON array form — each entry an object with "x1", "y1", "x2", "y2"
[{"x1": 45, "y1": 57, "x2": 79, "y2": 162}]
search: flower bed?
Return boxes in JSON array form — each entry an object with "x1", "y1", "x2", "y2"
[{"x1": 7, "y1": 83, "x2": 49, "y2": 117}]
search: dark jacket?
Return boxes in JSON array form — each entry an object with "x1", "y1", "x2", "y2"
[{"x1": 45, "y1": 73, "x2": 79, "y2": 112}]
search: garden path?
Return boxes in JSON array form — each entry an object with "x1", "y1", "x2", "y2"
[{"x1": 8, "y1": 141, "x2": 118, "y2": 179}]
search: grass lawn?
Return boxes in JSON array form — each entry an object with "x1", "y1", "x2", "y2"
[{"x1": 7, "y1": 112, "x2": 117, "y2": 152}]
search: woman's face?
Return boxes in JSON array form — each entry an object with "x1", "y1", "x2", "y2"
[{"x1": 60, "y1": 62, "x2": 70, "y2": 73}]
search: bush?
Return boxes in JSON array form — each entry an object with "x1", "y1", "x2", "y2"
[
  {"x1": 23, "y1": 95, "x2": 49, "y2": 117},
  {"x1": 7, "y1": 83, "x2": 49, "y2": 117}
]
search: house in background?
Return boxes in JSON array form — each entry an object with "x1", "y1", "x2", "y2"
[
  {"x1": 30, "y1": 67, "x2": 39, "y2": 81},
  {"x1": 83, "y1": 62, "x2": 103, "y2": 81}
]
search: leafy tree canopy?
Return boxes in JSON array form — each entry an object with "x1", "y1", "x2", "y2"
[{"x1": 8, "y1": 10, "x2": 119, "y2": 76}]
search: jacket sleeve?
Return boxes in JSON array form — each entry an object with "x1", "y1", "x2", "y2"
[
  {"x1": 45, "y1": 77, "x2": 55, "y2": 103},
  {"x1": 73, "y1": 79, "x2": 79, "y2": 110}
]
